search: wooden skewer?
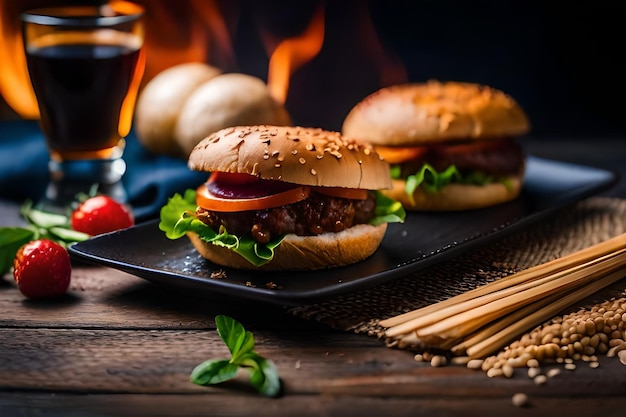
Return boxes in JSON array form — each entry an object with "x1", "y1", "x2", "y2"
[
  {"x1": 465, "y1": 266, "x2": 626, "y2": 358},
  {"x1": 379, "y1": 233, "x2": 626, "y2": 329},
  {"x1": 382, "y1": 233, "x2": 626, "y2": 357},
  {"x1": 385, "y1": 248, "x2": 626, "y2": 339},
  {"x1": 449, "y1": 288, "x2": 564, "y2": 355},
  {"x1": 412, "y1": 250, "x2": 626, "y2": 341}
]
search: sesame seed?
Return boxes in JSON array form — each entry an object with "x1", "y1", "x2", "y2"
[
  {"x1": 299, "y1": 157, "x2": 306, "y2": 165},
  {"x1": 310, "y1": 169, "x2": 317, "y2": 175}
]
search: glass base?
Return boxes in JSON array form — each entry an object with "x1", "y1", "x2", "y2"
[{"x1": 35, "y1": 158, "x2": 127, "y2": 214}]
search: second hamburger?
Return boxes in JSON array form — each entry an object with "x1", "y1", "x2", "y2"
[{"x1": 342, "y1": 80, "x2": 530, "y2": 211}]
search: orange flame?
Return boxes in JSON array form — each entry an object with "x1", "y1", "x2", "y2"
[
  {"x1": 0, "y1": 0, "x2": 41, "y2": 119},
  {"x1": 266, "y1": 4, "x2": 325, "y2": 105},
  {"x1": 138, "y1": 0, "x2": 209, "y2": 84},
  {"x1": 1, "y1": 1, "x2": 405, "y2": 122},
  {"x1": 0, "y1": 0, "x2": 237, "y2": 119}
]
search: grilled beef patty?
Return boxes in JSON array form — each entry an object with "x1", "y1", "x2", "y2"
[{"x1": 196, "y1": 191, "x2": 377, "y2": 244}]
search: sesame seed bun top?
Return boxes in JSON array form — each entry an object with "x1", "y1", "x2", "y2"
[
  {"x1": 188, "y1": 125, "x2": 392, "y2": 190},
  {"x1": 342, "y1": 80, "x2": 530, "y2": 146}
]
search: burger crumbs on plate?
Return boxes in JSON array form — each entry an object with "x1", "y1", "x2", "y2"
[{"x1": 210, "y1": 269, "x2": 227, "y2": 279}]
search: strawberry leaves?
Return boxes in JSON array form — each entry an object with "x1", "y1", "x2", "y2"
[
  {"x1": 0, "y1": 228, "x2": 34, "y2": 275},
  {"x1": 0, "y1": 201, "x2": 90, "y2": 275},
  {"x1": 190, "y1": 315, "x2": 281, "y2": 397}
]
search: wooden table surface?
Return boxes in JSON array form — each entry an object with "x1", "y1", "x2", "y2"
[{"x1": 1, "y1": 138, "x2": 626, "y2": 417}]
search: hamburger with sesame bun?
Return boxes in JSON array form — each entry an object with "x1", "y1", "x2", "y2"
[
  {"x1": 159, "y1": 125, "x2": 405, "y2": 270},
  {"x1": 342, "y1": 80, "x2": 530, "y2": 211}
]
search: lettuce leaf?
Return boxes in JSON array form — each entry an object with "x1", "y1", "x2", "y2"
[
  {"x1": 393, "y1": 163, "x2": 513, "y2": 203},
  {"x1": 159, "y1": 190, "x2": 284, "y2": 267},
  {"x1": 159, "y1": 189, "x2": 405, "y2": 267},
  {"x1": 371, "y1": 191, "x2": 406, "y2": 226}
]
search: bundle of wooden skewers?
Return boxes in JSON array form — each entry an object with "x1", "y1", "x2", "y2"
[{"x1": 379, "y1": 233, "x2": 626, "y2": 362}]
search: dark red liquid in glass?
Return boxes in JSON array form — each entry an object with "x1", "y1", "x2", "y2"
[{"x1": 26, "y1": 41, "x2": 141, "y2": 160}]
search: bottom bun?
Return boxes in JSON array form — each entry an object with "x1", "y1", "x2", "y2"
[
  {"x1": 384, "y1": 176, "x2": 523, "y2": 211},
  {"x1": 187, "y1": 223, "x2": 388, "y2": 271}
]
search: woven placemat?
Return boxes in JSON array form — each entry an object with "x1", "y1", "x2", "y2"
[{"x1": 287, "y1": 197, "x2": 626, "y2": 342}]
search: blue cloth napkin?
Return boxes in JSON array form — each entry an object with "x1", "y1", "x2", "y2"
[{"x1": 0, "y1": 120, "x2": 207, "y2": 222}]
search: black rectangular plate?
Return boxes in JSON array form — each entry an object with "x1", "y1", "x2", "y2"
[{"x1": 69, "y1": 157, "x2": 618, "y2": 306}]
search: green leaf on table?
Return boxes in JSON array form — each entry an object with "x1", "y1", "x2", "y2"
[
  {"x1": 244, "y1": 352, "x2": 281, "y2": 398},
  {"x1": 0, "y1": 227, "x2": 35, "y2": 275},
  {"x1": 190, "y1": 315, "x2": 282, "y2": 397},
  {"x1": 190, "y1": 359, "x2": 239, "y2": 385},
  {"x1": 216, "y1": 314, "x2": 255, "y2": 359}
]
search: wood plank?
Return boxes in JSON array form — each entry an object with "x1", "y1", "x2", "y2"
[
  {"x1": 0, "y1": 266, "x2": 316, "y2": 331},
  {"x1": 1, "y1": 328, "x2": 625, "y2": 397},
  {"x1": 1, "y1": 392, "x2": 626, "y2": 417}
]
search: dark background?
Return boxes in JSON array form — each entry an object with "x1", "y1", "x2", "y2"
[
  {"x1": 232, "y1": 0, "x2": 626, "y2": 139},
  {"x1": 2, "y1": 0, "x2": 625, "y2": 140}
]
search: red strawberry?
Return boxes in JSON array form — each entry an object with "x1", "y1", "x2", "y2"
[
  {"x1": 71, "y1": 195, "x2": 134, "y2": 236},
  {"x1": 13, "y1": 239, "x2": 71, "y2": 299}
]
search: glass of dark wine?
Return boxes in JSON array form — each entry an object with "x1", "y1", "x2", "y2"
[{"x1": 21, "y1": 2, "x2": 145, "y2": 213}]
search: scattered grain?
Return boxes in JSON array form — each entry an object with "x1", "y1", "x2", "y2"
[
  {"x1": 607, "y1": 341, "x2": 626, "y2": 357},
  {"x1": 430, "y1": 355, "x2": 447, "y2": 367},
  {"x1": 533, "y1": 374, "x2": 547, "y2": 385},
  {"x1": 527, "y1": 367, "x2": 541, "y2": 379},
  {"x1": 511, "y1": 393, "x2": 529, "y2": 408},
  {"x1": 526, "y1": 358, "x2": 540, "y2": 368},
  {"x1": 451, "y1": 356, "x2": 470, "y2": 365},
  {"x1": 466, "y1": 359, "x2": 484, "y2": 370},
  {"x1": 473, "y1": 296, "x2": 626, "y2": 376}
]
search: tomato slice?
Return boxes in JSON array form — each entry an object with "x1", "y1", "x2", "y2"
[
  {"x1": 314, "y1": 186, "x2": 369, "y2": 200},
  {"x1": 375, "y1": 140, "x2": 509, "y2": 164},
  {"x1": 375, "y1": 145, "x2": 428, "y2": 164},
  {"x1": 197, "y1": 184, "x2": 311, "y2": 212}
]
